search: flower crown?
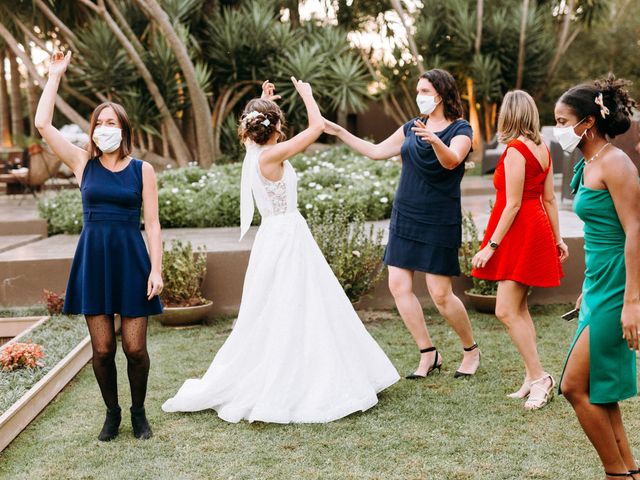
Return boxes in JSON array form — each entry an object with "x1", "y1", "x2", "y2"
[{"x1": 243, "y1": 110, "x2": 271, "y2": 127}]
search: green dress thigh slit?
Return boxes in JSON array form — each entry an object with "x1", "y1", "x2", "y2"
[{"x1": 559, "y1": 159, "x2": 637, "y2": 404}]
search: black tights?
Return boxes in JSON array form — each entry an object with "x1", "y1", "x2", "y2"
[{"x1": 85, "y1": 315, "x2": 150, "y2": 409}]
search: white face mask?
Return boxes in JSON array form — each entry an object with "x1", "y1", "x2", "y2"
[
  {"x1": 416, "y1": 94, "x2": 440, "y2": 115},
  {"x1": 553, "y1": 118, "x2": 586, "y2": 153},
  {"x1": 92, "y1": 126, "x2": 122, "y2": 154}
]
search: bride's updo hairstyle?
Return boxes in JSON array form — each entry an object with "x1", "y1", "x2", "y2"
[
  {"x1": 558, "y1": 74, "x2": 636, "y2": 138},
  {"x1": 238, "y1": 98, "x2": 286, "y2": 145}
]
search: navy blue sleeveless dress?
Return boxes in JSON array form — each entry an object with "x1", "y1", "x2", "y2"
[
  {"x1": 63, "y1": 158, "x2": 163, "y2": 317},
  {"x1": 383, "y1": 118, "x2": 473, "y2": 275}
]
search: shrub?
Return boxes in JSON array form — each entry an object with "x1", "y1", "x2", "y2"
[
  {"x1": 39, "y1": 146, "x2": 401, "y2": 234},
  {"x1": 160, "y1": 240, "x2": 208, "y2": 307},
  {"x1": 43, "y1": 290, "x2": 65, "y2": 315},
  {"x1": 38, "y1": 189, "x2": 83, "y2": 235},
  {"x1": 0, "y1": 342, "x2": 44, "y2": 372},
  {"x1": 308, "y1": 206, "x2": 385, "y2": 304},
  {"x1": 459, "y1": 210, "x2": 497, "y2": 296}
]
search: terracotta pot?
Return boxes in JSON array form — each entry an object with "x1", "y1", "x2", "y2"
[
  {"x1": 464, "y1": 290, "x2": 497, "y2": 314},
  {"x1": 153, "y1": 300, "x2": 214, "y2": 327}
]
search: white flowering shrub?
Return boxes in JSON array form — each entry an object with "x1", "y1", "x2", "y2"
[
  {"x1": 38, "y1": 190, "x2": 84, "y2": 235},
  {"x1": 308, "y1": 206, "x2": 385, "y2": 304},
  {"x1": 39, "y1": 147, "x2": 401, "y2": 233}
]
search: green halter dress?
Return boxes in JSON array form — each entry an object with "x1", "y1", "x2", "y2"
[{"x1": 559, "y1": 158, "x2": 637, "y2": 404}]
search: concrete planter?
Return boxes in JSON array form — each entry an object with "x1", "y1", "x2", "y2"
[
  {"x1": 153, "y1": 300, "x2": 214, "y2": 327},
  {"x1": 465, "y1": 290, "x2": 497, "y2": 314}
]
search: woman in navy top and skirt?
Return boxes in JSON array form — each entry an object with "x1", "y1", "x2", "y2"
[
  {"x1": 324, "y1": 69, "x2": 480, "y2": 379},
  {"x1": 35, "y1": 51, "x2": 163, "y2": 441}
]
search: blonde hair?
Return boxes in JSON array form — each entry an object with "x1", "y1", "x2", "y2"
[{"x1": 497, "y1": 90, "x2": 542, "y2": 145}]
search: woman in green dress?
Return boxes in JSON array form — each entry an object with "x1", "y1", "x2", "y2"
[{"x1": 555, "y1": 76, "x2": 640, "y2": 480}]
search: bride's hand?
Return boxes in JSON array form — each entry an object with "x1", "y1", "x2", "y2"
[
  {"x1": 261, "y1": 80, "x2": 281, "y2": 102},
  {"x1": 49, "y1": 50, "x2": 71, "y2": 78},
  {"x1": 323, "y1": 118, "x2": 342, "y2": 136},
  {"x1": 291, "y1": 76, "x2": 313, "y2": 99}
]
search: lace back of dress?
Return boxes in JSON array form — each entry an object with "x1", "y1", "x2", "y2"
[{"x1": 260, "y1": 175, "x2": 288, "y2": 215}]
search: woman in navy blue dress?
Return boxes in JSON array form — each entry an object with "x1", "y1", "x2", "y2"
[
  {"x1": 35, "y1": 51, "x2": 163, "y2": 441},
  {"x1": 324, "y1": 69, "x2": 480, "y2": 379}
]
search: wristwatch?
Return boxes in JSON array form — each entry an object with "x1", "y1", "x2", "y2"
[{"x1": 489, "y1": 240, "x2": 499, "y2": 250}]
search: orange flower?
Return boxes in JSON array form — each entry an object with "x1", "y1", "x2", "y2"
[{"x1": 0, "y1": 342, "x2": 45, "y2": 372}]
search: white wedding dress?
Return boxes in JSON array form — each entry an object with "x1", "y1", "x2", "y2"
[{"x1": 162, "y1": 141, "x2": 399, "y2": 423}]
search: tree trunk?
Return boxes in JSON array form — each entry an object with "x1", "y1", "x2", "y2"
[
  {"x1": 287, "y1": 0, "x2": 301, "y2": 28},
  {"x1": 466, "y1": 77, "x2": 481, "y2": 152},
  {"x1": 8, "y1": 51, "x2": 24, "y2": 144},
  {"x1": 0, "y1": 21, "x2": 89, "y2": 131},
  {"x1": 390, "y1": 0, "x2": 424, "y2": 74},
  {"x1": 25, "y1": 70, "x2": 39, "y2": 138},
  {"x1": 81, "y1": 0, "x2": 193, "y2": 165},
  {"x1": 475, "y1": 0, "x2": 483, "y2": 54},
  {"x1": 0, "y1": 51, "x2": 12, "y2": 146},
  {"x1": 538, "y1": 0, "x2": 575, "y2": 95},
  {"x1": 34, "y1": 0, "x2": 79, "y2": 50},
  {"x1": 515, "y1": 0, "x2": 530, "y2": 89},
  {"x1": 135, "y1": 0, "x2": 215, "y2": 167}
]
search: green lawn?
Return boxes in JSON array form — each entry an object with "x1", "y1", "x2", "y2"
[{"x1": 1, "y1": 305, "x2": 638, "y2": 479}]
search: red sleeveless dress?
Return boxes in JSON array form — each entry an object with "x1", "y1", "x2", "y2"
[{"x1": 472, "y1": 139, "x2": 563, "y2": 287}]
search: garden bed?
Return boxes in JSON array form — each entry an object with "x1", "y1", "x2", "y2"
[
  {"x1": 38, "y1": 146, "x2": 401, "y2": 234},
  {"x1": 0, "y1": 315, "x2": 90, "y2": 451}
]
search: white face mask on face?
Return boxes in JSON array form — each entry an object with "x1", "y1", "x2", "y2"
[
  {"x1": 416, "y1": 94, "x2": 440, "y2": 115},
  {"x1": 553, "y1": 118, "x2": 586, "y2": 153},
  {"x1": 92, "y1": 126, "x2": 122, "y2": 154}
]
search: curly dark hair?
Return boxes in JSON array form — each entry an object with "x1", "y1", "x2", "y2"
[
  {"x1": 238, "y1": 98, "x2": 286, "y2": 145},
  {"x1": 558, "y1": 74, "x2": 637, "y2": 138},
  {"x1": 420, "y1": 69, "x2": 465, "y2": 121}
]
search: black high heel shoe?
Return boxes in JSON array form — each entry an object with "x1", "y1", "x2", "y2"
[
  {"x1": 405, "y1": 346, "x2": 441, "y2": 379},
  {"x1": 454, "y1": 342, "x2": 481, "y2": 378},
  {"x1": 98, "y1": 406, "x2": 121, "y2": 442},
  {"x1": 628, "y1": 469, "x2": 640, "y2": 478},
  {"x1": 605, "y1": 472, "x2": 632, "y2": 478}
]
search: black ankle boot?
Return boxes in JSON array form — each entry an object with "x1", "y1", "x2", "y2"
[
  {"x1": 98, "y1": 406, "x2": 121, "y2": 442},
  {"x1": 130, "y1": 406, "x2": 153, "y2": 439}
]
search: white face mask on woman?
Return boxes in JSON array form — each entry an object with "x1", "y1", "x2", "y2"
[
  {"x1": 416, "y1": 94, "x2": 440, "y2": 115},
  {"x1": 553, "y1": 118, "x2": 586, "y2": 153},
  {"x1": 92, "y1": 126, "x2": 122, "y2": 153}
]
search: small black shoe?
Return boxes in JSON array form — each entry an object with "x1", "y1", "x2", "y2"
[
  {"x1": 98, "y1": 406, "x2": 121, "y2": 442},
  {"x1": 130, "y1": 406, "x2": 153, "y2": 439}
]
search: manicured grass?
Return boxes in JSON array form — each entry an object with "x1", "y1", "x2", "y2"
[{"x1": 1, "y1": 305, "x2": 638, "y2": 479}]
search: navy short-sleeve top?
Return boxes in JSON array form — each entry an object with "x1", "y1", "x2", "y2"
[{"x1": 390, "y1": 118, "x2": 473, "y2": 244}]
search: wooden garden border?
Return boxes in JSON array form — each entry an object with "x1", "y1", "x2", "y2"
[{"x1": 0, "y1": 317, "x2": 92, "y2": 452}]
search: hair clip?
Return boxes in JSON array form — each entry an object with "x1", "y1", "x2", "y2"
[
  {"x1": 261, "y1": 119, "x2": 271, "y2": 127},
  {"x1": 595, "y1": 93, "x2": 610, "y2": 119},
  {"x1": 245, "y1": 110, "x2": 261, "y2": 120}
]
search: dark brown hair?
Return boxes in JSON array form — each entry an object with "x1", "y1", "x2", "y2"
[
  {"x1": 420, "y1": 69, "x2": 465, "y2": 121},
  {"x1": 558, "y1": 74, "x2": 636, "y2": 138},
  {"x1": 88, "y1": 102, "x2": 133, "y2": 159},
  {"x1": 238, "y1": 98, "x2": 286, "y2": 145}
]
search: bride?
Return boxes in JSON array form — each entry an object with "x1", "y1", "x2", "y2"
[{"x1": 162, "y1": 78, "x2": 399, "y2": 423}]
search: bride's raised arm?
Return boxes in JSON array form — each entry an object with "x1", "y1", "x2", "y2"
[
  {"x1": 260, "y1": 77, "x2": 323, "y2": 167},
  {"x1": 323, "y1": 118, "x2": 404, "y2": 161}
]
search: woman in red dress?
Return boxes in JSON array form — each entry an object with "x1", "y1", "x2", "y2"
[{"x1": 472, "y1": 90, "x2": 568, "y2": 410}]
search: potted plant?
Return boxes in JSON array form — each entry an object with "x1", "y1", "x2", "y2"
[
  {"x1": 154, "y1": 239, "x2": 213, "y2": 326},
  {"x1": 459, "y1": 209, "x2": 498, "y2": 313}
]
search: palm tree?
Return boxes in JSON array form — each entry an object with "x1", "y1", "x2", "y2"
[
  {"x1": 135, "y1": 0, "x2": 215, "y2": 167},
  {"x1": 77, "y1": 0, "x2": 193, "y2": 166}
]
